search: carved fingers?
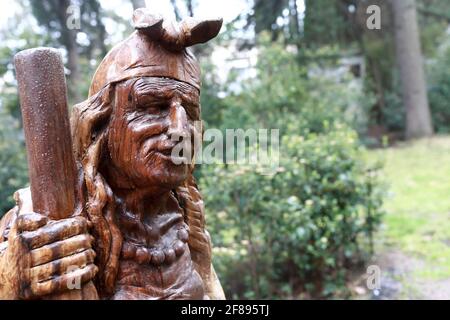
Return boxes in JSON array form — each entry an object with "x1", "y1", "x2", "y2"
[
  {"x1": 14, "y1": 213, "x2": 98, "y2": 298},
  {"x1": 29, "y1": 249, "x2": 96, "y2": 282},
  {"x1": 29, "y1": 234, "x2": 95, "y2": 266},
  {"x1": 15, "y1": 212, "x2": 48, "y2": 232},
  {"x1": 20, "y1": 216, "x2": 90, "y2": 249},
  {"x1": 30, "y1": 261, "x2": 98, "y2": 297}
]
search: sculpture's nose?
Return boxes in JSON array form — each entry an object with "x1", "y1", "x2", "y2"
[{"x1": 167, "y1": 101, "x2": 189, "y2": 142}]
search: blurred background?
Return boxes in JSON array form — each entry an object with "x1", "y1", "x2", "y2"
[{"x1": 0, "y1": 0, "x2": 449, "y2": 299}]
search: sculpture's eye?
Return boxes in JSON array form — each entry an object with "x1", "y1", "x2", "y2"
[
  {"x1": 184, "y1": 104, "x2": 200, "y2": 121},
  {"x1": 179, "y1": 97, "x2": 199, "y2": 120},
  {"x1": 136, "y1": 100, "x2": 168, "y2": 116},
  {"x1": 145, "y1": 105, "x2": 161, "y2": 114}
]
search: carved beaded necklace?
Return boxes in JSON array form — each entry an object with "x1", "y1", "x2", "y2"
[{"x1": 117, "y1": 191, "x2": 190, "y2": 266}]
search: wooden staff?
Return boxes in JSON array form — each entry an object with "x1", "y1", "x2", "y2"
[{"x1": 14, "y1": 47, "x2": 97, "y2": 300}]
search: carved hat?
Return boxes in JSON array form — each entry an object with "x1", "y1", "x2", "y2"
[{"x1": 88, "y1": 8, "x2": 223, "y2": 96}]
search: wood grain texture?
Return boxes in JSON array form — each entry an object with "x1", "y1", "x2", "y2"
[{"x1": 14, "y1": 48, "x2": 77, "y2": 220}]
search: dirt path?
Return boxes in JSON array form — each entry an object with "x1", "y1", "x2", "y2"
[{"x1": 351, "y1": 249, "x2": 450, "y2": 300}]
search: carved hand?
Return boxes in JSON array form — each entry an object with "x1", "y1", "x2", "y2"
[
  {"x1": 19, "y1": 213, "x2": 97, "y2": 298},
  {"x1": 0, "y1": 211, "x2": 97, "y2": 299}
]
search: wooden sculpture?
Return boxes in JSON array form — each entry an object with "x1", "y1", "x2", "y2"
[{"x1": 0, "y1": 8, "x2": 225, "y2": 300}]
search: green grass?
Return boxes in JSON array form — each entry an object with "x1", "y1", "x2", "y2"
[{"x1": 369, "y1": 135, "x2": 450, "y2": 280}]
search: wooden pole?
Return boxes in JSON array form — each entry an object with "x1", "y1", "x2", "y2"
[{"x1": 14, "y1": 47, "x2": 97, "y2": 299}]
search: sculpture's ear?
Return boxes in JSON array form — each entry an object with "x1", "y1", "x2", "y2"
[
  {"x1": 132, "y1": 8, "x2": 164, "y2": 40},
  {"x1": 182, "y1": 17, "x2": 223, "y2": 47},
  {"x1": 132, "y1": 8, "x2": 222, "y2": 51}
]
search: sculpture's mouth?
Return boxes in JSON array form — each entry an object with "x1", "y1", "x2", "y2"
[
  {"x1": 157, "y1": 148, "x2": 172, "y2": 156},
  {"x1": 142, "y1": 138, "x2": 192, "y2": 166},
  {"x1": 156, "y1": 143, "x2": 191, "y2": 165}
]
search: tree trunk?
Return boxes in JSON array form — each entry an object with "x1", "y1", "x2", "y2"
[
  {"x1": 131, "y1": 0, "x2": 146, "y2": 10},
  {"x1": 391, "y1": 0, "x2": 433, "y2": 139},
  {"x1": 187, "y1": 0, "x2": 194, "y2": 17},
  {"x1": 170, "y1": 0, "x2": 182, "y2": 20},
  {"x1": 66, "y1": 33, "x2": 80, "y2": 104},
  {"x1": 54, "y1": 0, "x2": 81, "y2": 104},
  {"x1": 289, "y1": 0, "x2": 301, "y2": 48}
]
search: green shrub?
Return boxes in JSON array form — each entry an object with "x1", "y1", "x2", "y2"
[
  {"x1": 0, "y1": 110, "x2": 28, "y2": 215},
  {"x1": 198, "y1": 35, "x2": 384, "y2": 299},
  {"x1": 202, "y1": 124, "x2": 384, "y2": 299}
]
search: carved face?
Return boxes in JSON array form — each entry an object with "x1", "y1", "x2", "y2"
[{"x1": 106, "y1": 77, "x2": 200, "y2": 190}]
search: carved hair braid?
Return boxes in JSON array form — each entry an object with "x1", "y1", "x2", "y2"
[
  {"x1": 175, "y1": 174, "x2": 213, "y2": 290},
  {"x1": 71, "y1": 85, "x2": 123, "y2": 298}
]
